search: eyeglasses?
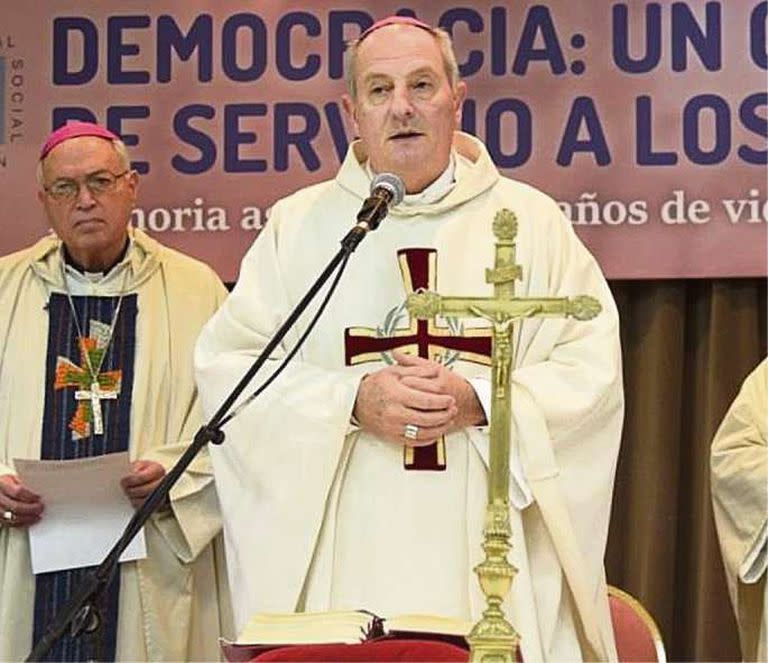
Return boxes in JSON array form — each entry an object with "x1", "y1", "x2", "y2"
[{"x1": 43, "y1": 170, "x2": 131, "y2": 201}]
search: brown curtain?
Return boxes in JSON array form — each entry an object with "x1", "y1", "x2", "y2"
[{"x1": 606, "y1": 277, "x2": 767, "y2": 661}]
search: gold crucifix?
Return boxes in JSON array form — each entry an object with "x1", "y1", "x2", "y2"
[{"x1": 405, "y1": 208, "x2": 601, "y2": 663}]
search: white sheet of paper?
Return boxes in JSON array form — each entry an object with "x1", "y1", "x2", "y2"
[{"x1": 14, "y1": 452, "x2": 147, "y2": 574}]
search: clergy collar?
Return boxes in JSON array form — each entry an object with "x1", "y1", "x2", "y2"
[
  {"x1": 364, "y1": 152, "x2": 457, "y2": 207},
  {"x1": 61, "y1": 236, "x2": 133, "y2": 284},
  {"x1": 62, "y1": 237, "x2": 131, "y2": 278}
]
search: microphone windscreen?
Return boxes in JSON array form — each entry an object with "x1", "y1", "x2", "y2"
[{"x1": 370, "y1": 172, "x2": 405, "y2": 206}]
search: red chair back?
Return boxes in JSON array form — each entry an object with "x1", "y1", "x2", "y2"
[{"x1": 608, "y1": 585, "x2": 666, "y2": 662}]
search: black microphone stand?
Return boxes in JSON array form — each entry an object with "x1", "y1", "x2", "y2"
[{"x1": 27, "y1": 211, "x2": 387, "y2": 661}]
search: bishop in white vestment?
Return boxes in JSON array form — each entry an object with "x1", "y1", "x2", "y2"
[{"x1": 196, "y1": 17, "x2": 623, "y2": 662}]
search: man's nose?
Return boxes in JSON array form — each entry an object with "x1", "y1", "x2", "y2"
[
  {"x1": 74, "y1": 182, "x2": 97, "y2": 209},
  {"x1": 390, "y1": 85, "x2": 415, "y2": 119}
]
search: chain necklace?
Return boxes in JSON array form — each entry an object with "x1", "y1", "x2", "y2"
[{"x1": 59, "y1": 258, "x2": 130, "y2": 436}]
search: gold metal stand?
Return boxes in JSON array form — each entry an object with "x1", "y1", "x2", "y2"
[{"x1": 406, "y1": 209, "x2": 601, "y2": 662}]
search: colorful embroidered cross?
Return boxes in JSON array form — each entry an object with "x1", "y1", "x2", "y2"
[{"x1": 55, "y1": 335, "x2": 122, "y2": 439}]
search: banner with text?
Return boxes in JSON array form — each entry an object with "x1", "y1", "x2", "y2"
[{"x1": 0, "y1": 1, "x2": 765, "y2": 280}]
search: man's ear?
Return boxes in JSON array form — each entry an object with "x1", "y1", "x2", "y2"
[
  {"x1": 126, "y1": 170, "x2": 139, "y2": 207},
  {"x1": 342, "y1": 94, "x2": 360, "y2": 136},
  {"x1": 453, "y1": 81, "x2": 467, "y2": 126}
]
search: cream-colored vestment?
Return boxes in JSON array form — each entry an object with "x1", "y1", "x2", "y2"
[
  {"x1": 0, "y1": 229, "x2": 233, "y2": 661},
  {"x1": 712, "y1": 359, "x2": 767, "y2": 662},
  {"x1": 196, "y1": 134, "x2": 624, "y2": 661}
]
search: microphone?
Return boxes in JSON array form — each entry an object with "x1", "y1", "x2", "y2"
[
  {"x1": 358, "y1": 172, "x2": 405, "y2": 230},
  {"x1": 342, "y1": 172, "x2": 405, "y2": 252}
]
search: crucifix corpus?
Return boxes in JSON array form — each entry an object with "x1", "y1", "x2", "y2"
[{"x1": 405, "y1": 208, "x2": 602, "y2": 663}]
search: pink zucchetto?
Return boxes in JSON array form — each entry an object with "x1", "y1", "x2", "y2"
[
  {"x1": 39, "y1": 121, "x2": 119, "y2": 161},
  {"x1": 358, "y1": 15, "x2": 434, "y2": 42}
]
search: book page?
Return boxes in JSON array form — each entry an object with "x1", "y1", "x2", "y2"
[
  {"x1": 237, "y1": 610, "x2": 373, "y2": 645},
  {"x1": 388, "y1": 614, "x2": 473, "y2": 636},
  {"x1": 236, "y1": 610, "x2": 473, "y2": 645}
]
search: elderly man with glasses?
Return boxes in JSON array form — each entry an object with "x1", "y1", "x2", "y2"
[{"x1": 0, "y1": 121, "x2": 232, "y2": 661}]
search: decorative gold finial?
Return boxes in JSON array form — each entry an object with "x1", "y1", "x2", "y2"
[
  {"x1": 492, "y1": 209, "x2": 518, "y2": 241},
  {"x1": 567, "y1": 295, "x2": 601, "y2": 321}
]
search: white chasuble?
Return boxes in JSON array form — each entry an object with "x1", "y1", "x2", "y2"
[{"x1": 196, "y1": 132, "x2": 624, "y2": 662}]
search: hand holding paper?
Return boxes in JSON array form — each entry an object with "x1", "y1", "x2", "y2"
[
  {"x1": 14, "y1": 452, "x2": 147, "y2": 574},
  {"x1": 120, "y1": 459, "x2": 166, "y2": 508},
  {"x1": 0, "y1": 474, "x2": 44, "y2": 528}
]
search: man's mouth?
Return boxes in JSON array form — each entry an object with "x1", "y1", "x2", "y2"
[
  {"x1": 389, "y1": 131, "x2": 425, "y2": 141},
  {"x1": 74, "y1": 218, "x2": 105, "y2": 227}
]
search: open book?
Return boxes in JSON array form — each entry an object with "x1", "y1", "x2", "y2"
[{"x1": 220, "y1": 610, "x2": 472, "y2": 661}]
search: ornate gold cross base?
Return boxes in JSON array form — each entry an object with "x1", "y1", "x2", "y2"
[{"x1": 467, "y1": 501, "x2": 519, "y2": 663}]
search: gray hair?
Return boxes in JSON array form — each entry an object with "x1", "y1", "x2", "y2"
[
  {"x1": 344, "y1": 25, "x2": 460, "y2": 101},
  {"x1": 36, "y1": 137, "x2": 131, "y2": 188}
]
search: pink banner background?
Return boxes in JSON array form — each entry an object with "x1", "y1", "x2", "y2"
[{"x1": 0, "y1": 1, "x2": 765, "y2": 281}]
